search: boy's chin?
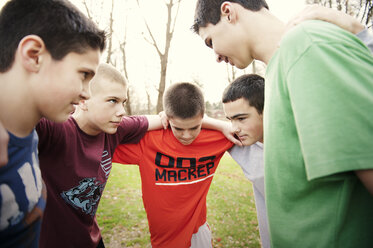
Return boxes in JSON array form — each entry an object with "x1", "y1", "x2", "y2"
[
  {"x1": 178, "y1": 140, "x2": 194, "y2": 146},
  {"x1": 241, "y1": 139, "x2": 257, "y2": 146},
  {"x1": 104, "y1": 127, "x2": 118, "y2": 134},
  {"x1": 46, "y1": 112, "x2": 70, "y2": 123}
]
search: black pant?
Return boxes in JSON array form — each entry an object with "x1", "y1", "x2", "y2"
[{"x1": 97, "y1": 238, "x2": 105, "y2": 248}]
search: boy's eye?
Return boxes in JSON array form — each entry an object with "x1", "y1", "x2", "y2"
[
  {"x1": 109, "y1": 99, "x2": 117, "y2": 103},
  {"x1": 80, "y1": 71, "x2": 89, "y2": 80}
]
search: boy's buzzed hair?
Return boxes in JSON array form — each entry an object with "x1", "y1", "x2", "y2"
[
  {"x1": 163, "y1": 82, "x2": 205, "y2": 119},
  {"x1": 222, "y1": 74, "x2": 264, "y2": 114},
  {"x1": 0, "y1": 0, "x2": 106, "y2": 72},
  {"x1": 90, "y1": 63, "x2": 127, "y2": 93},
  {"x1": 192, "y1": 0, "x2": 268, "y2": 34}
]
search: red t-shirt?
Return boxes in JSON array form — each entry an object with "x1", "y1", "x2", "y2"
[
  {"x1": 36, "y1": 116, "x2": 148, "y2": 248},
  {"x1": 113, "y1": 129, "x2": 233, "y2": 248}
]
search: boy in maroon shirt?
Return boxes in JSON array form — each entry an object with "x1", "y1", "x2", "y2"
[{"x1": 36, "y1": 63, "x2": 165, "y2": 248}]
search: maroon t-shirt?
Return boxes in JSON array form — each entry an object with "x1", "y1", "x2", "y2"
[{"x1": 36, "y1": 116, "x2": 148, "y2": 248}]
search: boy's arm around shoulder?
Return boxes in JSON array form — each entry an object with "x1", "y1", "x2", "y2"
[
  {"x1": 145, "y1": 113, "x2": 168, "y2": 131},
  {"x1": 286, "y1": 5, "x2": 365, "y2": 35},
  {"x1": 286, "y1": 5, "x2": 372, "y2": 53},
  {"x1": 113, "y1": 140, "x2": 143, "y2": 166},
  {"x1": 202, "y1": 115, "x2": 242, "y2": 146}
]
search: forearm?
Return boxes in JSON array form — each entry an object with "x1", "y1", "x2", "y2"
[
  {"x1": 202, "y1": 115, "x2": 228, "y2": 131},
  {"x1": 145, "y1": 115, "x2": 163, "y2": 131},
  {"x1": 287, "y1": 5, "x2": 365, "y2": 34},
  {"x1": 202, "y1": 115, "x2": 242, "y2": 146}
]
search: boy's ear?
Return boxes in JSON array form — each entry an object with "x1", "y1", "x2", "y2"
[
  {"x1": 221, "y1": 2, "x2": 237, "y2": 23},
  {"x1": 18, "y1": 35, "x2": 46, "y2": 73}
]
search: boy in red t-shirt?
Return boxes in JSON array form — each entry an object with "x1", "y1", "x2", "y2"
[{"x1": 113, "y1": 82, "x2": 234, "y2": 248}]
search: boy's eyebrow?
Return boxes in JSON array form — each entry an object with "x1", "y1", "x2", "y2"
[
  {"x1": 106, "y1": 96, "x2": 127, "y2": 102},
  {"x1": 172, "y1": 124, "x2": 200, "y2": 130},
  {"x1": 228, "y1": 113, "x2": 249, "y2": 120},
  {"x1": 190, "y1": 124, "x2": 201, "y2": 129}
]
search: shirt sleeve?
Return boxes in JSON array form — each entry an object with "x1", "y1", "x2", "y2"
[
  {"x1": 113, "y1": 142, "x2": 143, "y2": 165},
  {"x1": 287, "y1": 39, "x2": 373, "y2": 180},
  {"x1": 36, "y1": 118, "x2": 63, "y2": 155},
  {"x1": 116, "y1": 115, "x2": 148, "y2": 144}
]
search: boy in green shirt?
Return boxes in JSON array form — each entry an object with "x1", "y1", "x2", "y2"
[{"x1": 192, "y1": 1, "x2": 373, "y2": 247}]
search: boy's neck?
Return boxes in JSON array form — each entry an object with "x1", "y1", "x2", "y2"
[
  {"x1": 242, "y1": 8, "x2": 285, "y2": 65},
  {"x1": 0, "y1": 71, "x2": 40, "y2": 137},
  {"x1": 72, "y1": 109, "x2": 102, "y2": 136}
]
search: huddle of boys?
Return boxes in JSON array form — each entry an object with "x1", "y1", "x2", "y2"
[{"x1": 1, "y1": 0, "x2": 372, "y2": 247}]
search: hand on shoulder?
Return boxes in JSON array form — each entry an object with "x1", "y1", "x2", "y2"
[{"x1": 285, "y1": 5, "x2": 364, "y2": 35}]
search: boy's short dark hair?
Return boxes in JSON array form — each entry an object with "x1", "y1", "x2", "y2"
[
  {"x1": 0, "y1": 0, "x2": 106, "y2": 72},
  {"x1": 192, "y1": 0, "x2": 268, "y2": 34},
  {"x1": 163, "y1": 82, "x2": 205, "y2": 119},
  {"x1": 222, "y1": 74, "x2": 264, "y2": 114}
]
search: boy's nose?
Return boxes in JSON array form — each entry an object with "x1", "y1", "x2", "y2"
[
  {"x1": 182, "y1": 131, "x2": 192, "y2": 139},
  {"x1": 80, "y1": 90, "x2": 90, "y2": 101},
  {"x1": 80, "y1": 81, "x2": 90, "y2": 100},
  {"x1": 117, "y1": 105, "x2": 126, "y2": 116},
  {"x1": 233, "y1": 124, "x2": 240, "y2": 134}
]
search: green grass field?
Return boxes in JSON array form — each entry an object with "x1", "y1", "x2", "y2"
[{"x1": 96, "y1": 153, "x2": 261, "y2": 247}]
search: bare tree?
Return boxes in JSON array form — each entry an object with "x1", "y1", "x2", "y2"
[
  {"x1": 106, "y1": 0, "x2": 115, "y2": 64},
  {"x1": 146, "y1": 90, "x2": 152, "y2": 114},
  {"x1": 227, "y1": 62, "x2": 258, "y2": 83},
  {"x1": 82, "y1": 0, "x2": 114, "y2": 64},
  {"x1": 119, "y1": 15, "x2": 133, "y2": 115},
  {"x1": 360, "y1": 0, "x2": 372, "y2": 26},
  {"x1": 81, "y1": 0, "x2": 104, "y2": 25},
  {"x1": 226, "y1": 64, "x2": 237, "y2": 83},
  {"x1": 136, "y1": 0, "x2": 182, "y2": 113}
]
